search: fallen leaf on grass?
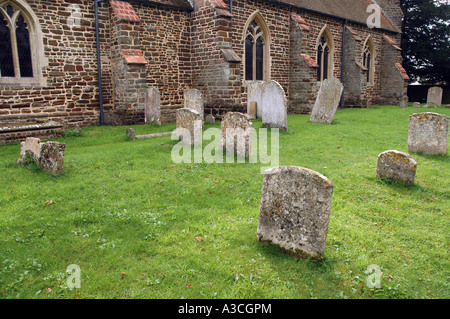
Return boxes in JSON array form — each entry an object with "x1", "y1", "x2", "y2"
[
  {"x1": 46, "y1": 288, "x2": 52, "y2": 294},
  {"x1": 186, "y1": 284, "x2": 192, "y2": 288},
  {"x1": 195, "y1": 237, "x2": 204, "y2": 242},
  {"x1": 209, "y1": 282, "x2": 213, "y2": 288},
  {"x1": 43, "y1": 200, "x2": 53, "y2": 205}
]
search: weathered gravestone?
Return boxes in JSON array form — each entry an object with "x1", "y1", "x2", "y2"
[
  {"x1": 257, "y1": 166, "x2": 334, "y2": 259},
  {"x1": 426, "y1": 86, "x2": 443, "y2": 108},
  {"x1": 145, "y1": 87, "x2": 161, "y2": 125},
  {"x1": 184, "y1": 89, "x2": 204, "y2": 120},
  {"x1": 39, "y1": 141, "x2": 66, "y2": 174},
  {"x1": 376, "y1": 150, "x2": 417, "y2": 185},
  {"x1": 261, "y1": 80, "x2": 288, "y2": 131},
  {"x1": 220, "y1": 112, "x2": 254, "y2": 159},
  {"x1": 126, "y1": 128, "x2": 135, "y2": 140},
  {"x1": 17, "y1": 137, "x2": 41, "y2": 165},
  {"x1": 205, "y1": 114, "x2": 215, "y2": 124},
  {"x1": 247, "y1": 81, "x2": 264, "y2": 119},
  {"x1": 408, "y1": 112, "x2": 449, "y2": 155},
  {"x1": 413, "y1": 102, "x2": 420, "y2": 108},
  {"x1": 248, "y1": 101, "x2": 257, "y2": 120},
  {"x1": 176, "y1": 108, "x2": 203, "y2": 146},
  {"x1": 310, "y1": 78, "x2": 344, "y2": 124},
  {"x1": 399, "y1": 98, "x2": 408, "y2": 109}
]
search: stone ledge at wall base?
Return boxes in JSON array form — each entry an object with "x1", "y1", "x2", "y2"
[
  {"x1": 0, "y1": 121, "x2": 64, "y2": 145},
  {"x1": 257, "y1": 166, "x2": 334, "y2": 260},
  {"x1": 376, "y1": 150, "x2": 417, "y2": 185},
  {"x1": 408, "y1": 112, "x2": 449, "y2": 155},
  {"x1": 17, "y1": 137, "x2": 66, "y2": 175}
]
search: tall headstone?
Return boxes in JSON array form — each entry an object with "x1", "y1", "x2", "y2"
[
  {"x1": 220, "y1": 112, "x2": 254, "y2": 159},
  {"x1": 310, "y1": 78, "x2": 344, "y2": 124},
  {"x1": 39, "y1": 141, "x2": 66, "y2": 174},
  {"x1": 399, "y1": 98, "x2": 408, "y2": 109},
  {"x1": 257, "y1": 166, "x2": 334, "y2": 259},
  {"x1": 376, "y1": 150, "x2": 417, "y2": 185},
  {"x1": 247, "y1": 81, "x2": 264, "y2": 119},
  {"x1": 426, "y1": 86, "x2": 443, "y2": 108},
  {"x1": 17, "y1": 137, "x2": 41, "y2": 165},
  {"x1": 145, "y1": 87, "x2": 161, "y2": 125},
  {"x1": 408, "y1": 112, "x2": 449, "y2": 155},
  {"x1": 184, "y1": 89, "x2": 204, "y2": 120},
  {"x1": 176, "y1": 108, "x2": 203, "y2": 146},
  {"x1": 261, "y1": 80, "x2": 288, "y2": 131}
]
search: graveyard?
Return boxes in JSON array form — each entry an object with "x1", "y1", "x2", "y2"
[{"x1": 0, "y1": 105, "x2": 448, "y2": 299}]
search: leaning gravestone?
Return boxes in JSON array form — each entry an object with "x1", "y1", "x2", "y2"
[
  {"x1": 176, "y1": 108, "x2": 203, "y2": 146},
  {"x1": 426, "y1": 86, "x2": 443, "y2": 108},
  {"x1": 17, "y1": 137, "x2": 41, "y2": 165},
  {"x1": 376, "y1": 150, "x2": 417, "y2": 185},
  {"x1": 145, "y1": 87, "x2": 161, "y2": 125},
  {"x1": 247, "y1": 81, "x2": 264, "y2": 118},
  {"x1": 205, "y1": 114, "x2": 215, "y2": 124},
  {"x1": 39, "y1": 141, "x2": 66, "y2": 174},
  {"x1": 220, "y1": 112, "x2": 254, "y2": 159},
  {"x1": 184, "y1": 89, "x2": 204, "y2": 120},
  {"x1": 261, "y1": 80, "x2": 288, "y2": 131},
  {"x1": 310, "y1": 78, "x2": 344, "y2": 124},
  {"x1": 408, "y1": 112, "x2": 449, "y2": 155},
  {"x1": 126, "y1": 128, "x2": 135, "y2": 140},
  {"x1": 257, "y1": 166, "x2": 334, "y2": 259}
]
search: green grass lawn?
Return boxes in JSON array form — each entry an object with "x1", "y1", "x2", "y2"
[{"x1": 0, "y1": 105, "x2": 449, "y2": 299}]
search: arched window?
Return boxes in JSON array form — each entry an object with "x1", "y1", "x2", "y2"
[
  {"x1": 0, "y1": 0, "x2": 45, "y2": 85},
  {"x1": 363, "y1": 37, "x2": 375, "y2": 84},
  {"x1": 244, "y1": 13, "x2": 269, "y2": 81},
  {"x1": 316, "y1": 28, "x2": 333, "y2": 82}
]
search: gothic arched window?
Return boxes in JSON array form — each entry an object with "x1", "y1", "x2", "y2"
[
  {"x1": 244, "y1": 15, "x2": 269, "y2": 81},
  {"x1": 363, "y1": 37, "x2": 375, "y2": 84},
  {"x1": 0, "y1": 1, "x2": 45, "y2": 86},
  {"x1": 316, "y1": 29, "x2": 333, "y2": 82}
]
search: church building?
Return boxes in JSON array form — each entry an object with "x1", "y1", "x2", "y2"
[{"x1": 0, "y1": 0, "x2": 409, "y2": 142}]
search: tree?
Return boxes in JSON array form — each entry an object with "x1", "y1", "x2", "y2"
[{"x1": 400, "y1": 0, "x2": 450, "y2": 84}]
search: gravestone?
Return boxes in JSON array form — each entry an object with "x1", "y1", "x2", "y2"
[
  {"x1": 249, "y1": 101, "x2": 257, "y2": 119},
  {"x1": 184, "y1": 89, "x2": 204, "y2": 120},
  {"x1": 17, "y1": 137, "x2": 41, "y2": 165},
  {"x1": 39, "y1": 141, "x2": 66, "y2": 174},
  {"x1": 257, "y1": 166, "x2": 334, "y2": 259},
  {"x1": 176, "y1": 108, "x2": 203, "y2": 146},
  {"x1": 310, "y1": 78, "x2": 344, "y2": 124},
  {"x1": 413, "y1": 102, "x2": 420, "y2": 108},
  {"x1": 408, "y1": 112, "x2": 449, "y2": 155},
  {"x1": 145, "y1": 87, "x2": 161, "y2": 125},
  {"x1": 426, "y1": 86, "x2": 443, "y2": 108},
  {"x1": 126, "y1": 128, "x2": 135, "y2": 140},
  {"x1": 220, "y1": 112, "x2": 254, "y2": 159},
  {"x1": 261, "y1": 80, "x2": 288, "y2": 131},
  {"x1": 399, "y1": 98, "x2": 408, "y2": 109},
  {"x1": 205, "y1": 114, "x2": 215, "y2": 124},
  {"x1": 247, "y1": 81, "x2": 264, "y2": 118},
  {"x1": 376, "y1": 150, "x2": 417, "y2": 185}
]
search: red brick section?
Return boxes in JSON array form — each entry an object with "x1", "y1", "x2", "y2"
[
  {"x1": 291, "y1": 13, "x2": 310, "y2": 31},
  {"x1": 301, "y1": 54, "x2": 318, "y2": 68},
  {"x1": 396, "y1": 63, "x2": 410, "y2": 80},
  {"x1": 110, "y1": 0, "x2": 140, "y2": 22},
  {"x1": 210, "y1": 0, "x2": 232, "y2": 17},
  {"x1": 121, "y1": 49, "x2": 148, "y2": 64}
]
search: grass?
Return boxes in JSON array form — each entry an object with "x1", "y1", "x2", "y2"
[{"x1": 0, "y1": 105, "x2": 449, "y2": 299}]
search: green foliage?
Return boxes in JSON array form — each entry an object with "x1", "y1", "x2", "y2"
[
  {"x1": 0, "y1": 106, "x2": 449, "y2": 299},
  {"x1": 401, "y1": 0, "x2": 450, "y2": 84}
]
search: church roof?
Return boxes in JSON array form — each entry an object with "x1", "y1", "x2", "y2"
[{"x1": 269, "y1": 0, "x2": 398, "y2": 32}]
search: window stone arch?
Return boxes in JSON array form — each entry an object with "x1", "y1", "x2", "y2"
[
  {"x1": 363, "y1": 36, "x2": 375, "y2": 85},
  {"x1": 242, "y1": 11, "x2": 270, "y2": 82},
  {"x1": 316, "y1": 26, "x2": 334, "y2": 82},
  {"x1": 0, "y1": 0, "x2": 47, "y2": 86}
]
